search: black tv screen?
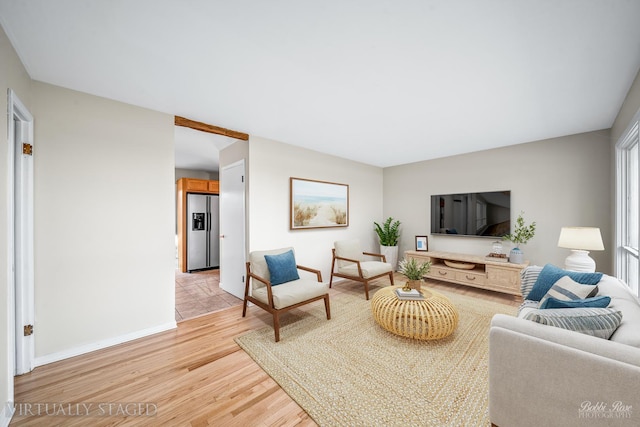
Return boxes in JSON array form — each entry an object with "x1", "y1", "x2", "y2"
[{"x1": 430, "y1": 191, "x2": 511, "y2": 238}]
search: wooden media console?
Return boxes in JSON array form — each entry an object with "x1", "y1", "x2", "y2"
[{"x1": 405, "y1": 250, "x2": 529, "y2": 296}]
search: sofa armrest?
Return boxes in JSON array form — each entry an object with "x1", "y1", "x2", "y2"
[{"x1": 489, "y1": 314, "x2": 640, "y2": 427}]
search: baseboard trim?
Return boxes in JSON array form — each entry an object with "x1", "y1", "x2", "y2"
[
  {"x1": 1, "y1": 411, "x2": 11, "y2": 427},
  {"x1": 34, "y1": 321, "x2": 177, "y2": 367}
]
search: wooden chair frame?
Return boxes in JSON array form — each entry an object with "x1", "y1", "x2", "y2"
[
  {"x1": 329, "y1": 249, "x2": 395, "y2": 300},
  {"x1": 242, "y1": 262, "x2": 331, "y2": 342}
]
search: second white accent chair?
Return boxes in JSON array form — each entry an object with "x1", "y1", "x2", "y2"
[{"x1": 330, "y1": 239, "x2": 395, "y2": 300}]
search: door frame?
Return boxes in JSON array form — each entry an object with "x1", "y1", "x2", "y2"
[{"x1": 6, "y1": 88, "x2": 35, "y2": 395}]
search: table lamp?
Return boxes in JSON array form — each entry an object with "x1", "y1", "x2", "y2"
[{"x1": 557, "y1": 227, "x2": 604, "y2": 272}]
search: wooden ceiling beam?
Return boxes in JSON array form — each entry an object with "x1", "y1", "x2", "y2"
[{"x1": 174, "y1": 116, "x2": 249, "y2": 141}]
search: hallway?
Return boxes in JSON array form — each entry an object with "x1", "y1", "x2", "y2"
[{"x1": 175, "y1": 269, "x2": 243, "y2": 322}]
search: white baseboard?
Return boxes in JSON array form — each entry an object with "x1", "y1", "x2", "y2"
[
  {"x1": 34, "y1": 321, "x2": 177, "y2": 367},
  {"x1": 1, "y1": 411, "x2": 11, "y2": 427}
]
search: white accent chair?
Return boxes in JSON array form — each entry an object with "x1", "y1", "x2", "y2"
[
  {"x1": 330, "y1": 239, "x2": 395, "y2": 300},
  {"x1": 242, "y1": 247, "x2": 331, "y2": 342}
]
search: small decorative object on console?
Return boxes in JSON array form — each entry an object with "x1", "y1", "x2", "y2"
[
  {"x1": 486, "y1": 252, "x2": 509, "y2": 263},
  {"x1": 502, "y1": 211, "x2": 536, "y2": 264},
  {"x1": 398, "y1": 257, "x2": 431, "y2": 291}
]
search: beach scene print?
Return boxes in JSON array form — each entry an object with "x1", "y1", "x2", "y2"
[{"x1": 291, "y1": 178, "x2": 348, "y2": 228}]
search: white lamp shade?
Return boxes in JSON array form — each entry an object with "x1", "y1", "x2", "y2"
[{"x1": 557, "y1": 227, "x2": 604, "y2": 251}]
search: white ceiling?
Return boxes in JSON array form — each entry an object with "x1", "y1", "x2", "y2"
[
  {"x1": 173, "y1": 126, "x2": 235, "y2": 172},
  {"x1": 1, "y1": 1, "x2": 639, "y2": 169}
]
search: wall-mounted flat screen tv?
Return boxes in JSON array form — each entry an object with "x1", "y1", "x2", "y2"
[{"x1": 430, "y1": 190, "x2": 511, "y2": 238}]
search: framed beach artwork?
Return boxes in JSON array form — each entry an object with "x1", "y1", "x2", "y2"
[
  {"x1": 290, "y1": 177, "x2": 349, "y2": 229},
  {"x1": 415, "y1": 236, "x2": 428, "y2": 251}
]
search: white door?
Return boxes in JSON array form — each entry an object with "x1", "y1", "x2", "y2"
[
  {"x1": 7, "y1": 88, "x2": 35, "y2": 385},
  {"x1": 219, "y1": 160, "x2": 246, "y2": 299}
]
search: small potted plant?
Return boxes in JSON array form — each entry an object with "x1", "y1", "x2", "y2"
[
  {"x1": 502, "y1": 211, "x2": 536, "y2": 264},
  {"x1": 374, "y1": 217, "x2": 401, "y2": 270},
  {"x1": 398, "y1": 257, "x2": 431, "y2": 291}
]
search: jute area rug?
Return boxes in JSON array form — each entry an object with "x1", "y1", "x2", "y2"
[{"x1": 235, "y1": 286, "x2": 517, "y2": 427}]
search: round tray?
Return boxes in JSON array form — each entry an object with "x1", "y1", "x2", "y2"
[{"x1": 443, "y1": 260, "x2": 476, "y2": 270}]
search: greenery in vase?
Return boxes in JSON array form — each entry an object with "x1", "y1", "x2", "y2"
[
  {"x1": 502, "y1": 211, "x2": 536, "y2": 248},
  {"x1": 398, "y1": 257, "x2": 431, "y2": 281},
  {"x1": 374, "y1": 217, "x2": 401, "y2": 246}
]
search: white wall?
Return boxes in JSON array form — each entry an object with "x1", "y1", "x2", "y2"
[
  {"x1": 612, "y1": 69, "x2": 640, "y2": 143},
  {"x1": 248, "y1": 136, "x2": 383, "y2": 281},
  {"x1": 0, "y1": 23, "x2": 32, "y2": 424},
  {"x1": 383, "y1": 130, "x2": 612, "y2": 273},
  {"x1": 174, "y1": 168, "x2": 215, "y2": 181},
  {"x1": 31, "y1": 82, "x2": 176, "y2": 362}
]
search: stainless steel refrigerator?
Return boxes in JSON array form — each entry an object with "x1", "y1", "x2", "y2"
[{"x1": 187, "y1": 193, "x2": 219, "y2": 272}]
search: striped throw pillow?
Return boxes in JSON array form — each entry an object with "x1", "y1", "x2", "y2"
[
  {"x1": 520, "y1": 265, "x2": 543, "y2": 300},
  {"x1": 538, "y1": 276, "x2": 599, "y2": 308},
  {"x1": 522, "y1": 307, "x2": 623, "y2": 339}
]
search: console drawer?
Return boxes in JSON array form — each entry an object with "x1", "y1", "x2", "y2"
[
  {"x1": 429, "y1": 267, "x2": 455, "y2": 281},
  {"x1": 455, "y1": 270, "x2": 486, "y2": 285}
]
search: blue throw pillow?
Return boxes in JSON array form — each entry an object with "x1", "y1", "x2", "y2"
[
  {"x1": 264, "y1": 250, "x2": 300, "y2": 286},
  {"x1": 539, "y1": 295, "x2": 611, "y2": 309},
  {"x1": 527, "y1": 264, "x2": 603, "y2": 301}
]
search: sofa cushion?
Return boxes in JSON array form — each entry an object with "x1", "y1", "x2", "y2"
[
  {"x1": 338, "y1": 261, "x2": 392, "y2": 278},
  {"x1": 596, "y1": 276, "x2": 640, "y2": 347},
  {"x1": 334, "y1": 239, "x2": 364, "y2": 268},
  {"x1": 264, "y1": 249, "x2": 300, "y2": 285},
  {"x1": 521, "y1": 307, "x2": 622, "y2": 340},
  {"x1": 539, "y1": 296, "x2": 611, "y2": 309},
  {"x1": 527, "y1": 264, "x2": 602, "y2": 302},
  {"x1": 538, "y1": 276, "x2": 599, "y2": 308},
  {"x1": 252, "y1": 279, "x2": 329, "y2": 309}
]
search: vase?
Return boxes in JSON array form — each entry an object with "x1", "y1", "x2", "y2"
[
  {"x1": 403, "y1": 279, "x2": 422, "y2": 291},
  {"x1": 380, "y1": 245, "x2": 399, "y2": 271},
  {"x1": 509, "y1": 247, "x2": 524, "y2": 264}
]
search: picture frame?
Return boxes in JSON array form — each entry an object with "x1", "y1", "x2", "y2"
[
  {"x1": 290, "y1": 177, "x2": 349, "y2": 230},
  {"x1": 415, "y1": 236, "x2": 428, "y2": 251}
]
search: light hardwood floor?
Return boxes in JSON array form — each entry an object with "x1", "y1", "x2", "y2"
[{"x1": 10, "y1": 275, "x2": 520, "y2": 426}]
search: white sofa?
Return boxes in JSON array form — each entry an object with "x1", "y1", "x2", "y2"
[{"x1": 489, "y1": 266, "x2": 640, "y2": 427}]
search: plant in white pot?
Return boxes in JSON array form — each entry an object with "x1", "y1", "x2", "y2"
[
  {"x1": 374, "y1": 217, "x2": 401, "y2": 270},
  {"x1": 502, "y1": 211, "x2": 536, "y2": 264}
]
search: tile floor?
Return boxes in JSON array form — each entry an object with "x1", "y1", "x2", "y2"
[{"x1": 175, "y1": 269, "x2": 243, "y2": 322}]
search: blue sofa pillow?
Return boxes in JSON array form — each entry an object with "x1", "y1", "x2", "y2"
[
  {"x1": 527, "y1": 264, "x2": 602, "y2": 301},
  {"x1": 264, "y1": 250, "x2": 300, "y2": 286},
  {"x1": 539, "y1": 295, "x2": 611, "y2": 309}
]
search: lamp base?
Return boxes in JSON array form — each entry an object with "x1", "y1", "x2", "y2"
[{"x1": 564, "y1": 250, "x2": 596, "y2": 273}]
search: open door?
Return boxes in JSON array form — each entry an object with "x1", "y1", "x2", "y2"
[
  {"x1": 7, "y1": 89, "x2": 35, "y2": 384},
  {"x1": 219, "y1": 160, "x2": 246, "y2": 299}
]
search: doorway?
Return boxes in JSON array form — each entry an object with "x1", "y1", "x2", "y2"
[
  {"x1": 7, "y1": 89, "x2": 35, "y2": 398},
  {"x1": 173, "y1": 120, "x2": 247, "y2": 320}
]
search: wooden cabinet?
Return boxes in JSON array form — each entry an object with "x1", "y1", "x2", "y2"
[
  {"x1": 176, "y1": 178, "x2": 220, "y2": 273},
  {"x1": 405, "y1": 250, "x2": 528, "y2": 296}
]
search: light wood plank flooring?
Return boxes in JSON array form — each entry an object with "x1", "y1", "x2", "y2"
[{"x1": 10, "y1": 275, "x2": 520, "y2": 426}]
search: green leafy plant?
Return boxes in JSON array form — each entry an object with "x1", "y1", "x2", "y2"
[
  {"x1": 502, "y1": 211, "x2": 536, "y2": 247},
  {"x1": 398, "y1": 257, "x2": 431, "y2": 280},
  {"x1": 374, "y1": 217, "x2": 401, "y2": 246}
]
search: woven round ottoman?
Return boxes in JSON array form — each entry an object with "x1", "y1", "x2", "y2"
[{"x1": 371, "y1": 286, "x2": 459, "y2": 340}]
